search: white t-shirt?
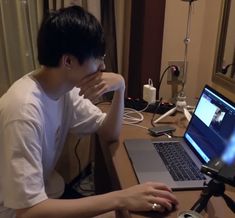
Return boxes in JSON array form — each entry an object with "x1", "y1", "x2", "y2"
[{"x1": 0, "y1": 72, "x2": 106, "y2": 217}]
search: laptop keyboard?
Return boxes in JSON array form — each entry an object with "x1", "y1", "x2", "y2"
[{"x1": 154, "y1": 142, "x2": 205, "y2": 181}]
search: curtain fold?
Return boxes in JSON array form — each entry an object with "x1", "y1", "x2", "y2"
[
  {"x1": 46, "y1": 0, "x2": 101, "y2": 21},
  {"x1": 100, "y1": 0, "x2": 131, "y2": 82},
  {"x1": 101, "y1": 0, "x2": 117, "y2": 73},
  {"x1": 114, "y1": 0, "x2": 131, "y2": 86},
  {"x1": 0, "y1": 0, "x2": 43, "y2": 95}
]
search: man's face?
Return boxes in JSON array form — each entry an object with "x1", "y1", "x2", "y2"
[
  {"x1": 67, "y1": 55, "x2": 106, "y2": 86},
  {"x1": 79, "y1": 56, "x2": 106, "y2": 78}
]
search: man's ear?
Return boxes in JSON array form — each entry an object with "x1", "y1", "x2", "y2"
[{"x1": 61, "y1": 54, "x2": 73, "y2": 70}]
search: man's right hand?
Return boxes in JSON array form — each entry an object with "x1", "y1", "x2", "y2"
[
  {"x1": 115, "y1": 182, "x2": 179, "y2": 212},
  {"x1": 77, "y1": 72, "x2": 125, "y2": 101}
]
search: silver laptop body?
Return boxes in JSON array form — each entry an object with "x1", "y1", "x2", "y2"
[{"x1": 124, "y1": 85, "x2": 235, "y2": 190}]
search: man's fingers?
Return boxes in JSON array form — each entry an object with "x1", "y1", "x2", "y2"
[
  {"x1": 77, "y1": 72, "x2": 101, "y2": 87},
  {"x1": 80, "y1": 83, "x2": 107, "y2": 100},
  {"x1": 151, "y1": 182, "x2": 172, "y2": 192},
  {"x1": 80, "y1": 82, "x2": 104, "y2": 96},
  {"x1": 152, "y1": 189, "x2": 178, "y2": 205}
]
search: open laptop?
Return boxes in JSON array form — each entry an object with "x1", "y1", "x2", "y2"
[{"x1": 124, "y1": 85, "x2": 235, "y2": 190}]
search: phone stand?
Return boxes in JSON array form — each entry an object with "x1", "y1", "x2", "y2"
[{"x1": 191, "y1": 179, "x2": 235, "y2": 214}]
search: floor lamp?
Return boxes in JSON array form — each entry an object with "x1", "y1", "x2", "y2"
[{"x1": 154, "y1": 0, "x2": 198, "y2": 124}]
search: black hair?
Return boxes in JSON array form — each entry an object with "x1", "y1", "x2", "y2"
[{"x1": 37, "y1": 6, "x2": 105, "y2": 67}]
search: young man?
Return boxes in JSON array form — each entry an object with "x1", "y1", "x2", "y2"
[{"x1": 0, "y1": 6, "x2": 178, "y2": 218}]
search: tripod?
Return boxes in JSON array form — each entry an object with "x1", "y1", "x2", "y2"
[
  {"x1": 154, "y1": 0, "x2": 196, "y2": 124},
  {"x1": 154, "y1": 91, "x2": 192, "y2": 123},
  {"x1": 191, "y1": 179, "x2": 235, "y2": 214}
]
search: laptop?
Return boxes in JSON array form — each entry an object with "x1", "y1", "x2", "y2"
[{"x1": 124, "y1": 85, "x2": 235, "y2": 190}]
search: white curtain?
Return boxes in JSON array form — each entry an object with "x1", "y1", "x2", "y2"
[
  {"x1": 114, "y1": 0, "x2": 131, "y2": 83},
  {"x1": 0, "y1": 0, "x2": 43, "y2": 96},
  {"x1": 48, "y1": 0, "x2": 101, "y2": 21}
]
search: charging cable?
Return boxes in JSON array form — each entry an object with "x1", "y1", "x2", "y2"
[
  {"x1": 124, "y1": 77, "x2": 159, "y2": 129},
  {"x1": 123, "y1": 100, "x2": 154, "y2": 129},
  {"x1": 163, "y1": 133, "x2": 172, "y2": 138},
  {"x1": 157, "y1": 65, "x2": 180, "y2": 96},
  {"x1": 123, "y1": 103, "x2": 149, "y2": 125},
  {"x1": 96, "y1": 100, "x2": 150, "y2": 129}
]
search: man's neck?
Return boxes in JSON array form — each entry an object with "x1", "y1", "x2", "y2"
[{"x1": 32, "y1": 67, "x2": 73, "y2": 100}]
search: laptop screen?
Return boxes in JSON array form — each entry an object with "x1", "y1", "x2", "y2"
[{"x1": 184, "y1": 85, "x2": 235, "y2": 165}]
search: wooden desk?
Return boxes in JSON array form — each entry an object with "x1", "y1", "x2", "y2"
[{"x1": 96, "y1": 107, "x2": 235, "y2": 218}]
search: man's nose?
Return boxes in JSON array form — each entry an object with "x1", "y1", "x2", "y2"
[{"x1": 99, "y1": 61, "x2": 106, "y2": 72}]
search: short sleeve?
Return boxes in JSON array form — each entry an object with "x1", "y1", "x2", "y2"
[
  {"x1": 68, "y1": 88, "x2": 106, "y2": 135},
  {"x1": 1, "y1": 118, "x2": 48, "y2": 209}
]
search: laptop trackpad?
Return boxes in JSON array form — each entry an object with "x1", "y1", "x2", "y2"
[{"x1": 131, "y1": 150, "x2": 166, "y2": 172}]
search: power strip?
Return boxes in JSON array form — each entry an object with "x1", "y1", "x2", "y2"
[{"x1": 124, "y1": 98, "x2": 175, "y2": 114}]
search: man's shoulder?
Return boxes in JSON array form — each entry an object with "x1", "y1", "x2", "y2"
[
  {"x1": 0, "y1": 74, "x2": 45, "y2": 122},
  {"x1": 1, "y1": 73, "x2": 42, "y2": 100}
]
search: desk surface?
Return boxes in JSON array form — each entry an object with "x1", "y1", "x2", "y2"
[{"x1": 98, "y1": 106, "x2": 235, "y2": 218}]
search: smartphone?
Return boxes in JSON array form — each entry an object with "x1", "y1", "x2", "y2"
[{"x1": 148, "y1": 125, "x2": 176, "y2": 136}]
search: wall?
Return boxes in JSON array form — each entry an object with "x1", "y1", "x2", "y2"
[{"x1": 160, "y1": 0, "x2": 235, "y2": 102}]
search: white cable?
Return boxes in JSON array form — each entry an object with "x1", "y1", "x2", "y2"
[
  {"x1": 123, "y1": 77, "x2": 157, "y2": 128},
  {"x1": 123, "y1": 103, "x2": 151, "y2": 126},
  {"x1": 123, "y1": 108, "x2": 144, "y2": 124},
  {"x1": 123, "y1": 122, "x2": 149, "y2": 129},
  {"x1": 163, "y1": 133, "x2": 172, "y2": 138}
]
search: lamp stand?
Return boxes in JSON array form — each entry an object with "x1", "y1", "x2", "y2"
[{"x1": 154, "y1": 0, "x2": 197, "y2": 124}]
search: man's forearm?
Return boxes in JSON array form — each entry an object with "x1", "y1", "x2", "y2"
[
  {"x1": 16, "y1": 191, "x2": 123, "y2": 218},
  {"x1": 98, "y1": 87, "x2": 125, "y2": 143}
]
